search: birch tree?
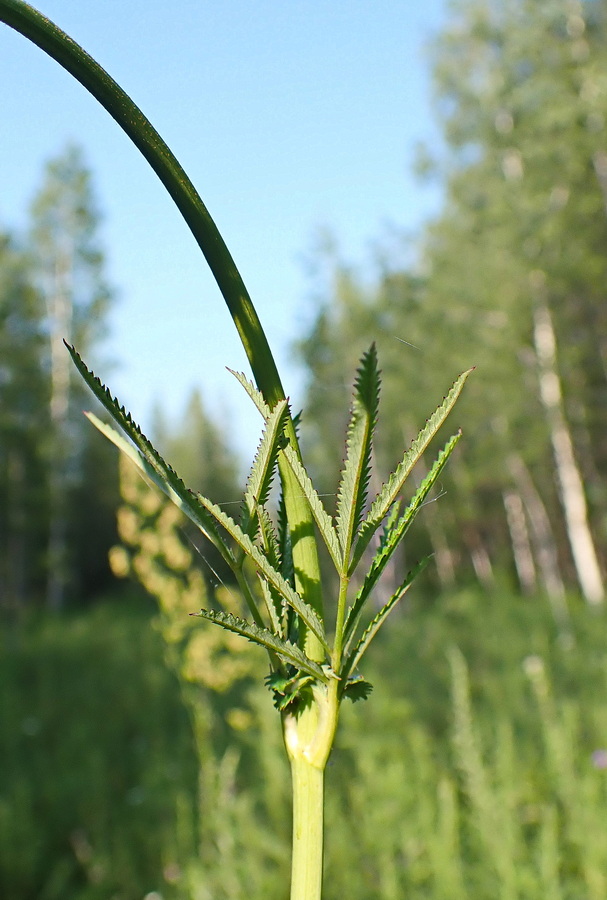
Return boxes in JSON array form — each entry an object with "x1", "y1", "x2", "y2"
[
  {"x1": 531, "y1": 279, "x2": 604, "y2": 603},
  {"x1": 29, "y1": 145, "x2": 113, "y2": 609},
  {"x1": 297, "y1": 0, "x2": 607, "y2": 598},
  {"x1": 416, "y1": 0, "x2": 607, "y2": 599}
]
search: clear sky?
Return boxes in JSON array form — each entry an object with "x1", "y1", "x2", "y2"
[{"x1": 1, "y1": 0, "x2": 447, "y2": 462}]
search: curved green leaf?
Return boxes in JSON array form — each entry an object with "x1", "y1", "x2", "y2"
[
  {"x1": 1, "y1": 0, "x2": 327, "y2": 666},
  {"x1": 0, "y1": 0, "x2": 285, "y2": 407},
  {"x1": 68, "y1": 344, "x2": 233, "y2": 563},
  {"x1": 192, "y1": 609, "x2": 332, "y2": 682}
]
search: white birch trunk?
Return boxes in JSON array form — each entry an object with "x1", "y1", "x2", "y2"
[
  {"x1": 427, "y1": 518, "x2": 457, "y2": 589},
  {"x1": 531, "y1": 280, "x2": 604, "y2": 604},
  {"x1": 502, "y1": 489, "x2": 536, "y2": 594},
  {"x1": 462, "y1": 527, "x2": 494, "y2": 587},
  {"x1": 507, "y1": 453, "x2": 567, "y2": 613},
  {"x1": 589, "y1": 152, "x2": 607, "y2": 384}
]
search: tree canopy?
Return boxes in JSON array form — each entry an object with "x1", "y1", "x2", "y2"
[{"x1": 297, "y1": 0, "x2": 607, "y2": 607}]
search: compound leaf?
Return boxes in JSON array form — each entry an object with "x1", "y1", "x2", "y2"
[
  {"x1": 68, "y1": 344, "x2": 233, "y2": 563},
  {"x1": 343, "y1": 431, "x2": 461, "y2": 648},
  {"x1": 195, "y1": 494, "x2": 329, "y2": 653},
  {"x1": 352, "y1": 369, "x2": 472, "y2": 569}
]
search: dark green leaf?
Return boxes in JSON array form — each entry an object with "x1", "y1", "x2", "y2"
[{"x1": 335, "y1": 344, "x2": 381, "y2": 565}]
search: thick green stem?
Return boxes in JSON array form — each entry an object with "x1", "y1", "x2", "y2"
[
  {"x1": 279, "y1": 447, "x2": 325, "y2": 658},
  {"x1": 289, "y1": 755, "x2": 325, "y2": 900},
  {"x1": 283, "y1": 683, "x2": 340, "y2": 900}
]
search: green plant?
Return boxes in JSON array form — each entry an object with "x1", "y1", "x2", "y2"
[{"x1": 1, "y1": 3, "x2": 470, "y2": 896}]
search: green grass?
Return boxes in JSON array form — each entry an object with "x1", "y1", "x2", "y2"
[
  {"x1": 0, "y1": 595, "x2": 198, "y2": 900},
  {"x1": 2, "y1": 587, "x2": 607, "y2": 899}
]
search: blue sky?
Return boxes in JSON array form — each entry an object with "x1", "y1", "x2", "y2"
[{"x1": 1, "y1": 0, "x2": 447, "y2": 461}]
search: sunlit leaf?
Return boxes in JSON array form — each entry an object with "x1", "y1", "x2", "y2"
[
  {"x1": 192, "y1": 609, "x2": 331, "y2": 682},
  {"x1": 241, "y1": 398, "x2": 289, "y2": 537},
  {"x1": 351, "y1": 369, "x2": 472, "y2": 569},
  {"x1": 343, "y1": 432, "x2": 461, "y2": 649},
  {"x1": 68, "y1": 345, "x2": 233, "y2": 564},
  {"x1": 195, "y1": 494, "x2": 329, "y2": 653}
]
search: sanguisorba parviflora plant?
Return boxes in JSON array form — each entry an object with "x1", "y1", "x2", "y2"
[{"x1": 1, "y1": 3, "x2": 472, "y2": 897}]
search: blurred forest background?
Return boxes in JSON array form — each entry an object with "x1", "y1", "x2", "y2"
[{"x1": 2, "y1": 0, "x2": 607, "y2": 898}]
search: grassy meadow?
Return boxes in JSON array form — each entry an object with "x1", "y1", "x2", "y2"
[{"x1": 2, "y1": 587, "x2": 607, "y2": 900}]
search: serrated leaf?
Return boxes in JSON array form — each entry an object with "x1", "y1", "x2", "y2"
[
  {"x1": 68, "y1": 345, "x2": 234, "y2": 565},
  {"x1": 276, "y1": 489, "x2": 297, "y2": 641},
  {"x1": 192, "y1": 609, "x2": 331, "y2": 682},
  {"x1": 229, "y1": 369, "x2": 271, "y2": 420},
  {"x1": 271, "y1": 691, "x2": 301, "y2": 711},
  {"x1": 276, "y1": 488, "x2": 294, "y2": 585},
  {"x1": 195, "y1": 494, "x2": 329, "y2": 653},
  {"x1": 241, "y1": 398, "x2": 289, "y2": 537},
  {"x1": 257, "y1": 576, "x2": 284, "y2": 637},
  {"x1": 373, "y1": 430, "x2": 460, "y2": 568},
  {"x1": 68, "y1": 345, "x2": 313, "y2": 643},
  {"x1": 351, "y1": 369, "x2": 472, "y2": 569},
  {"x1": 342, "y1": 432, "x2": 461, "y2": 649},
  {"x1": 265, "y1": 669, "x2": 315, "y2": 710},
  {"x1": 378, "y1": 501, "x2": 402, "y2": 551},
  {"x1": 265, "y1": 671, "x2": 294, "y2": 693},
  {"x1": 256, "y1": 507, "x2": 287, "y2": 636},
  {"x1": 342, "y1": 675, "x2": 373, "y2": 703},
  {"x1": 281, "y1": 444, "x2": 342, "y2": 571},
  {"x1": 335, "y1": 344, "x2": 380, "y2": 564},
  {"x1": 340, "y1": 557, "x2": 430, "y2": 683},
  {"x1": 258, "y1": 506, "x2": 281, "y2": 571}
]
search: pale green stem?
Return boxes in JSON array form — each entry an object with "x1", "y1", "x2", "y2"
[
  {"x1": 289, "y1": 756, "x2": 325, "y2": 900},
  {"x1": 278, "y1": 449, "x2": 325, "y2": 659},
  {"x1": 283, "y1": 682, "x2": 340, "y2": 900},
  {"x1": 331, "y1": 573, "x2": 350, "y2": 671}
]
